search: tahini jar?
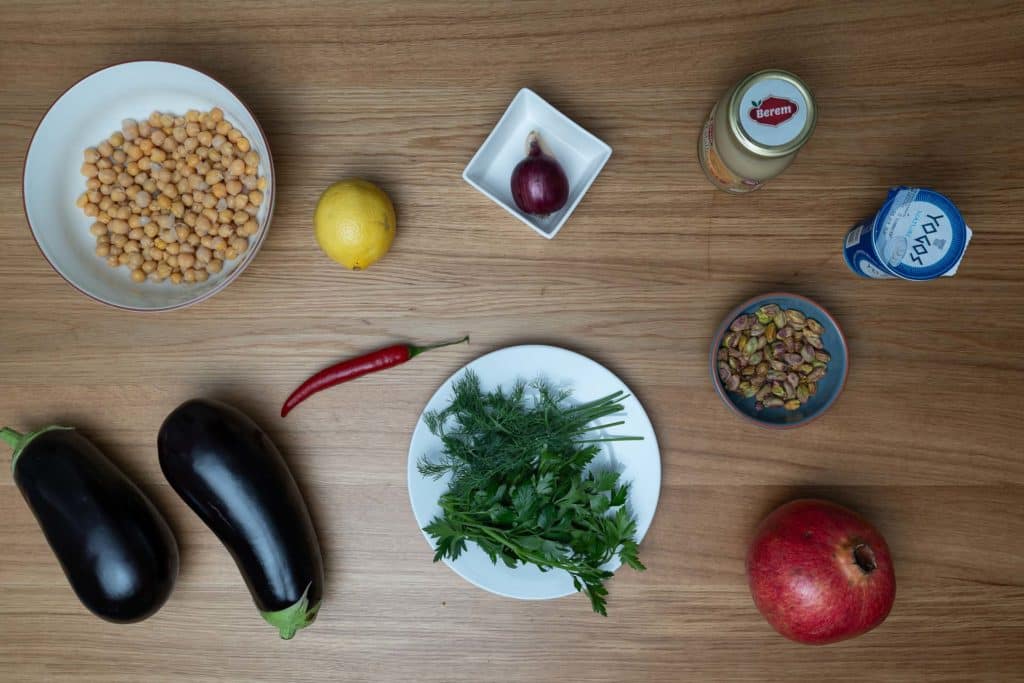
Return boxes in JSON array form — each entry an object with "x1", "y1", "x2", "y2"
[{"x1": 698, "y1": 70, "x2": 817, "y2": 193}]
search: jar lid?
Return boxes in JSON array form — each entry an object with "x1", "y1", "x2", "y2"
[
  {"x1": 871, "y1": 187, "x2": 969, "y2": 280},
  {"x1": 728, "y1": 70, "x2": 816, "y2": 158}
]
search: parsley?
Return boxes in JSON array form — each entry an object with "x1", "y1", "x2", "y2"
[{"x1": 418, "y1": 371, "x2": 646, "y2": 615}]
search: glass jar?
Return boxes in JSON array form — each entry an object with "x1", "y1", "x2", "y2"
[{"x1": 698, "y1": 70, "x2": 816, "y2": 193}]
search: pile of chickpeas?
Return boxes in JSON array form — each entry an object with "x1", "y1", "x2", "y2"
[{"x1": 76, "y1": 108, "x2": 266, "y2": 284}]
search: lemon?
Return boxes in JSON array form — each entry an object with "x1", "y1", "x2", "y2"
[{"x1": 314, "y1": 179, "x2": 396, "y2": 270}]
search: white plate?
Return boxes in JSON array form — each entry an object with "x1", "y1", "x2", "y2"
[
  {"x1": 407, "y1": 345, "x2": 660, "y2": 602},
  {"x1": 462, "y1": 89, "x2": 612, "y2": 239},
  {"x1": 23, "y1": 61, "x2": 275, "y2": 311}
]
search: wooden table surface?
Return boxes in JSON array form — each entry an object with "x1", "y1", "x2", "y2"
[{"x1": 2, "y1": 1, "x2": 1023, "y2": 681}]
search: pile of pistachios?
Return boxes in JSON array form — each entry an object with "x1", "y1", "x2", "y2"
[{"x1": 717, "y1": 303, "x2": 831, "y2": 411}]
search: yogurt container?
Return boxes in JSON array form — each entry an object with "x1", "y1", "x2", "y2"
[{"x1": 843, "y1": 187, "x2": 972, "y2": 280}]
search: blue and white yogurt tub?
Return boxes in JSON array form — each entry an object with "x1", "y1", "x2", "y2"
[{"x1": 843, "y1": 187, "x2": 972, "y2": 280}]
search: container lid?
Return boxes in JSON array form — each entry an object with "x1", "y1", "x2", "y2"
[
  {"x1": 871, "y1": 187, "x2": 969, "y2": 280},
  {"x1": 728, "y1": 70, "x2": 816, "y2": 158}
]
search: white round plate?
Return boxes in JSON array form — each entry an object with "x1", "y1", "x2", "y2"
[
  {"x1": 23, "y1": 61, "x2": 275, "y2": 311},
  {"x1": 407, "y1": 345, "x2": 661, "y2": 601}
]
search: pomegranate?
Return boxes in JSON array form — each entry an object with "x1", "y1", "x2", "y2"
[{"x1": 746, "y1": 499, "x2": 895, "y2": 645}]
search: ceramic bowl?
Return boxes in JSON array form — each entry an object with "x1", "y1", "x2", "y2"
[
  {"x1": 463, "y1": 88, "x2": 611, "y2": 239},
  {"x1": 23, "y1": 61, "x2": 274, "y2": 311},
  {"x1": 710, "y1": 292, "x2": 848, "y2": 429}
]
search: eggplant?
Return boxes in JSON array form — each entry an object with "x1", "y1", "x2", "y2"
[
  {"x1": 1, "y1": 425, "x2": 178, "y2": 623},
  {"x1": 157, "y1": 399, "x2": 324, "y2": 639}
]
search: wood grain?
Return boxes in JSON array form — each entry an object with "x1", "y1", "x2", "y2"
[{"x1": 1, "y1": 1, "x2": 1023, "y2": 681}]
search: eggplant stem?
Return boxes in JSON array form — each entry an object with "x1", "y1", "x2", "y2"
[
  {"x1": 0, "y1": 427, "x2": 21, "y2": 450},
  {"x1": 260, "y1": 583, "x2": 321, "y2": 640},
  {"x1": 1, "y1": 425, "x2": 72, "y2": 472}
]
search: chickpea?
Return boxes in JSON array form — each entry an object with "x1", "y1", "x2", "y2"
[
  {"x1": 181, "y1": 193, "x2": 193, "y2": 207},
  {"x1": 144, "y1": 222, "x2": 159, "y2": 238},
  {"x1": 211, "y1": 236, "x2": 227, "y2": 251},
  {"x1": 241, "y1": 219, "x2": 258, "y2": 237},
  {"x1": 166, "y1": 242, "x2": 181, "y2": 256},
  {"x1": 183, "y1": 268, "x2": 197, "y2": 283},
  {"x1": 84, "y1": 203, "x2": 99, "y2": 217},
  {"x1": 202, "y1": 195, "x2": 218, "y2": 210},
  {"x1": 209, "y1": 149, "x2": 222, "y2": 163},
  {"x1": 216, "y1": 224, "x2": 233, "y2": 238},
  {"x1": 138, "y1": 156, "x2": 152, "y2": 172},
  {"x1": 106, "y1": 255, "x2": 120, "y2": 268},
  {"x1": 127, "y1": 215, "x2": 142, "y2": 230},
  {"x1": 143, "y1": 180, "x2": 158, "y2": 194},
  {"x1": 230, "y1": 236, "x2": 248, "y2": 253},
  {"x1": 212, "y1": 182, "x2": 227, "y2": 199},
  {"x1": 175, "y1": 224, "x2": 191, "y2": 241},
  {"x1": 183, "y1": 212, "x2": 197, "y2": 227},
  {"x1": 161, "y1": 137, "x2": 177, "y2": 154},
  {"x1": 157, "y1": 194, "x2": 172, "y2": 211},
  {"x1": 242, "y1": 175, "x2": 257, "y2": 191},
  {"x1": 202, "y1": 207, "x2": 218, "y2": 223},
  {"x1": 76, "y1": 193, "x2": 89, "y2": 208},
  {"x1": 97, "y1": 168, "x2": 116, "y2": 185},
  {"x1": 81, "y1": 162, "x2": 99, "y2": 178},
  {"x1": 157, "y1": 263, "x2": 172, "y2": 278},
  {"x1": 128, "y1": 227, "x2": 144, "y2": 240},
  {"x1": 177, "y1": 252, "x2": 196, "y2": 270},
  {"x1": 219, "y1": 142, "x2": 234, "y2": 157},
  {"x1": 166, "y1": 254, "x2": 178, "y2": 268},
  {"x1": 97, "y1": 212, "x2": 111, "y2": 225},
  {"x1": 109, "y1": 245, "x2": 123, "y2": 257},
  {"x1": 129, "y1": 269, "x2": 145, "y2": 283},
  {"x1": 84, "y1": 147, "x2": 100, "y2": 163},
  {"x1": 89, "y1": 222, "x2": 107, "y2": 237},
  {"x1": 164, "y1": 184, "x2": 179, "y2": 200},
  {"x1": 224, "y1": 128, "x2": 241, "y2": 144},
  {"x1": 200, "y1": 235, "x2": 214, "y2": 249},
  {"x1": 97, "y1": 141, "x2": 114, "y2": 157},
  {"x1": 217, "y1": 209, "x2": 233, "y2": 224},
  {"x1": 211, "y1": 134, "x2": 226, "y2": 149},
  {"x1": 87, "y1": 178, "x2": 101, "y2": 191},
  {"x1": 171, "y1": 201, "x2": 185, "y2": 218},
  {"x1": 87, "y1": 190, "x2": 102, "y2": 204},
  {"x1": 195, "y1": 245, "x2": 212, "y2": 263},
  {"x1": 236, "y1": 138, "x2": 251, "y2": 153},
  {"x1": 112, "y1": 149, "x2": 127, "y2": 164},
  {"x1": 194, "y1": 269, "x2": 209, "y2": 282},
  {"x1": 97, "y1": 158, "x2": 112, "y2": 170},
  {"x1": 215, "y1": 120, "x2": 231, "y2": 136},
  {"x1": 195, "y1": 215, "x2": 212, "y2": 235},
  {"x1": 150, "y1": 148, "x2": 167, "y2": 163},
  {"x1": 141, "y1": 260, "x2": 156, "y2": 274},
  {"x1": 172, "y1": 126, "x2": 187, "y2": 143},
  {"x1": 226, "y1": 159, "x2": 244, "y2": 177},
  {"x1": 231, "y1": 194, "x2": 249, "y2": 211},
  {"x1": 140, "y1": 236, "x2": 153, "y2": 249},
  {"x1": 207, "y1": 259, "x2": 223, "y2": 274},
  {"x1": 205, "y1": 169, "x2": 223, "y2": 185},
  {"x1": 139, "y1": 139, "x2": 154, "y2": 154},
  {"x1": 186, "y1": 233, "x2": 200, "y2": 247},
  {"x1": 170, "y1": 272, "x2": 184, "y2": 285},
  {"x1": 111, "y1": 233, "x2": 128, "y2": 247},
  {"x1": 232, "y1": 210, "x2": 248, "y2": 226},
  {"x1": 226, "y1": 179, "x2": 244, "y2": 196},
  {"x1": 100, "y1": 185, "x2": 112, "y2": 196},
  {"x1": 95, "y1": 243, "x2": 110, "y2": 257},
  {"x1": 196, "y1": 160, "x2": 210, "y2": 175},
  {"x1": 135, "y1": 191, "x2": 151, "y2": 208},
  {"x1": 183, "y1": 137, "x2": 199, "y2": 153},
  {"x1": 156, "y1": 113, "x2": 172, "y2": 129},
  {"x1": 197, "y1": 131, "x2": 212, "y2": 147}
]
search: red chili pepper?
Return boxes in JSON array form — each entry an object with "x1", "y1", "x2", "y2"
[{"x1": 281, "y1": 336, "x2": 469, "y2": 417}]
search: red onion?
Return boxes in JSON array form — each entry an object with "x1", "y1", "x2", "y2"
[{"x1": 510, "y1": 131, "x2": 569, "y2": 216}]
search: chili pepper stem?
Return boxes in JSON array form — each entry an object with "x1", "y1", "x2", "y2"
[{"x1": 408, "y1": 335, "x2": 470, "y2": 358}]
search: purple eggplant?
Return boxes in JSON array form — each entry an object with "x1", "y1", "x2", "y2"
[
  {"x1": 1, "y1": 425, "x2": 178, "y2": 623},
  {"x1": 157, "y1": 399, "x2": 324, "y2": 639}
]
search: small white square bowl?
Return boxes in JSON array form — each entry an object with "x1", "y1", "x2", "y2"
[{"x1": 463, "y1": 88, "x2": 612, "y2": 239}]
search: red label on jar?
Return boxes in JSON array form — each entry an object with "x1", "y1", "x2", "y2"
[{"x1": 748, "y1": 96, "x2": 798, "y2": 126}]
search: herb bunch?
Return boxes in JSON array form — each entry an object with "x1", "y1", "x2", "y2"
[{"x1": 418, "y1": 371, "x2": 645, "y2": 615}]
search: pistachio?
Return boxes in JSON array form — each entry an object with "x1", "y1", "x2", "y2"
[
  {"x1": 718, "y1": 363, "x2": 731, "y2": 382},
  {"x1": 730, "y1": 314, "x2": 753, "y2": 332},
  {"x1": 720, "y1": 303, "x2": 832, "y2": 412}
]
